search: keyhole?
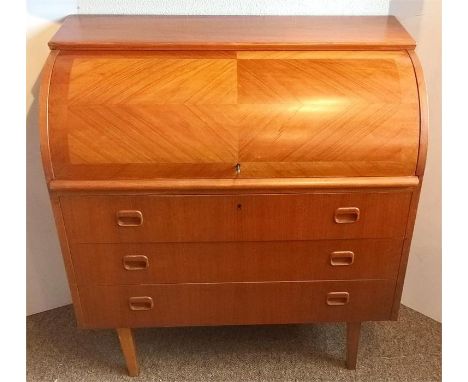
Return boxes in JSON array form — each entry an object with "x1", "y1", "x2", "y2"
[
  {"x1": 237, "y1": 203, "x2": 242, "y2": 210},
  {"x1": 235, "y1": 163, "x2": 241, "y2": 175}
]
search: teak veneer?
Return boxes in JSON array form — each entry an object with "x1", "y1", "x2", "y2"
[{"x1": 39, "y1": 15, "x2": 427, "y2": 376}]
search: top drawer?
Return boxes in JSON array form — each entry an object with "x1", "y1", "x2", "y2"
[{"x1": 60, "y1": 192, "x2": 411, "y2": 243}]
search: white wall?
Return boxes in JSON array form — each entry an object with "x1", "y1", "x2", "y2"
[
  {"x1": 390, "y1": 0, "x2": 442, "y2": 322},
  {"x1": 26, "y1": 0, "x2": 76, "y2": 314},
  {"x1": 27, "y1": 0, "x2": 441, "y2": 321},
  {"x1": 26, "y1": 1, "x2": 77, "y2": 315},
  {"x1": 76, "y1": 1, "x2": 389, "y2": 15}
]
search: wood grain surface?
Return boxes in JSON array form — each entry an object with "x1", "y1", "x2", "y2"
[
  {"x1": 39, "y1": 51, "x2": 59, "y2": 183},
  {"x1": 46, "y1": 50, "x2": 419, "y2": 180},
  {"x1": 408, "y1": 50, "x2": 428, "y2": 176},
  {"x1": 48, "y1": 176, "x2": 419, "y2": 194},
  {"x1": 59, "y1": 192, "x2": 412, "y2": 243},
  {"x1": 71, "y1": 239, "x2": 403, "y2": 285},
  {"x1": 78, "y1": 280, "x2": 396, "y2": 328},
  {"x1": 116, "y1": 328, "x2": 139, "y2": 376},
  {"x1": 48, "y1": 194, "x2": 85, "y2": 327},
  {"x1": 346, "y1": 322, "x2": 362, "y2": 369},
  {"x1": 49, "y1": 15, "x2": 416, "y2": 51}
]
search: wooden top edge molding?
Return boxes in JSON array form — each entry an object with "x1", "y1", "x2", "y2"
[
  {"x1": 49, "y1": 15, "x2": 416, "y2": 51},
  {"x1": 49, "y1": 177, "x2": 419, "y2": 193}
]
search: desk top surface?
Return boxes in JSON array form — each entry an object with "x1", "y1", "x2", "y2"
[{"x1": 49, "y1": 15, "x2": 415, "y2": 51}]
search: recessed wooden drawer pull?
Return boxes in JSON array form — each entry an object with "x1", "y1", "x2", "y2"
[
  {"x1": 117, "y1": 210, "x2": 143, "y2": 227},
  {"x1": 128, "y1": 296, "x2": 154, "y2": 311},
  {"x1": 334, "y1": 207, "x2": 360, "y2": 224},
  {"x1": 330, "y1": 251, "x2": 355, "y2": 266},
  {"x1": 123, "y1": 255, "x2": 149, "y2": 271},
  {"x1": 326, "y1": 292, "x2": 350, "y2": 306}
]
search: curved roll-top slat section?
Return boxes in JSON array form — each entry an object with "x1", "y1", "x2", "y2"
[{"x1": 45, "y1": 50, "x2": 421, "y2": 180}]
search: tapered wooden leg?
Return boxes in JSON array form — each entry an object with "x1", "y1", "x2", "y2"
[
  {"x1": 117, "y1": 328, "x2": 139, "y2": 377},
  {"x1": 346, "y1": 322, "x2": 361, "y2": 370}
]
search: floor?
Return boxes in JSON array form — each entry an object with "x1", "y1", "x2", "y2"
[{"x1": 27, "y1": 304, "x2": 441, "y2": 382}]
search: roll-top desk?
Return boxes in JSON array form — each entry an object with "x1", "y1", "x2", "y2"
[{"x1": 40, "y1": 15, "x2": 427, "y2": 376}]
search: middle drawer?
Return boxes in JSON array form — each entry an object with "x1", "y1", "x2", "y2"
[{"x1": 71, "y1": 239, "x2": 403, "y2": 285}]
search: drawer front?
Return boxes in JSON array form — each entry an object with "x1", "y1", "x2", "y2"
[
  {"x1": 238, "y1": 192, "x2": 411, "y2": 241},
  {"x1": 72, "y1": 239, "x2": 403, "y2": 285},
  {"x1": 60, "y1": 192, "x2": 411, "y2": 243},
  {"x1": 78, "y1": 280, "x2": 395, "y2": 328},
  {"x1": 61, "y1": 194, "x2": 238, "y2": 243}
]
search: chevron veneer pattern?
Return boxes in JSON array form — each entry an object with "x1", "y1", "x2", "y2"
[{"x1": 48, "y1": 51, "x2": 419, "y2": 179}]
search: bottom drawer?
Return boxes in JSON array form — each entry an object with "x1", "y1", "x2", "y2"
[{"x1": 78, "y1": 280, "x2": 396, "y2": 328}]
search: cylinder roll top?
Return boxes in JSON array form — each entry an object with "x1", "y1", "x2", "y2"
[{"x1": 45, "y1": 50, "x2": 420, "y2": 180}]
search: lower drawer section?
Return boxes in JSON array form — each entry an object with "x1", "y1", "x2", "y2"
[{"x1": 78, "y1": 280, "x2": 396, "y2": 328}]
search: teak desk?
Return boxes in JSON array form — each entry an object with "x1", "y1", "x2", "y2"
[{"x1": 39, "y1": 15, "x2": 427, "y2": 376}]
